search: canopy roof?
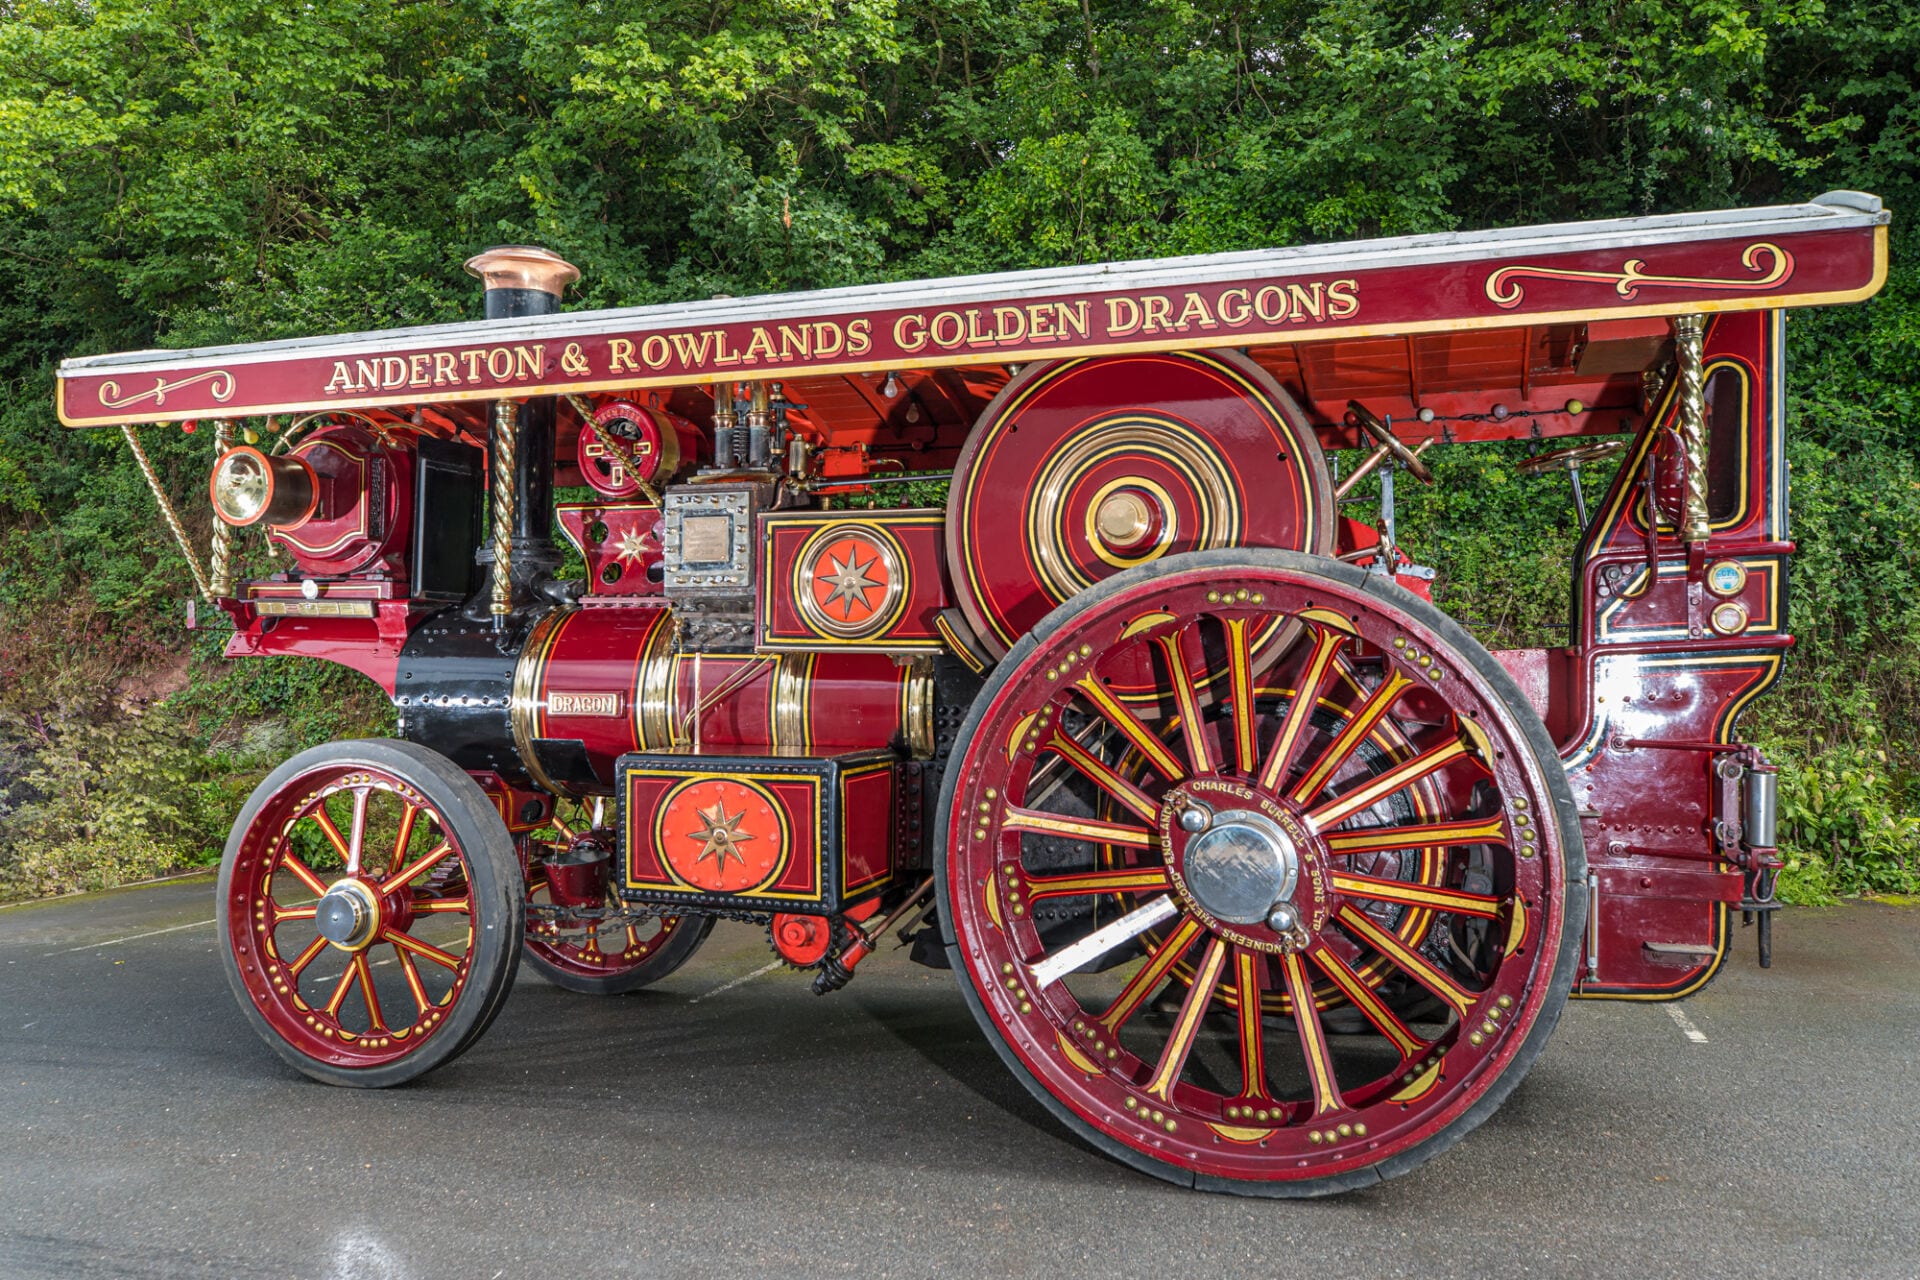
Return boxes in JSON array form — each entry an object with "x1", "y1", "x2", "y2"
[{"x1": 57, "y1": 192, "x2": 1887, "y2": 428}]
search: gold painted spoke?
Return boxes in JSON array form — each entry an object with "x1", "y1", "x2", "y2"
[
  {"x1": 411, "y1": 896, "x2": 473, "y2": 915},
  {"x1": 380, "y1": 841, "x2": 454, "y2": 894},
  {"x1": 343, "y1": 787, "x2": 373, "y2": 876},
  {"x1": 1094, "y1": 915, "x2": 1205, "y2": 1035},
  {"x1": 1155, "y1": 631, "x2": 1215, "y2": 776},
  {"x1": 279, "y1": 854, "x2": 330, "y2": 899},
  {"x1": 1143, "y1": 936, "x2": 1229, "y2": 1102},
  {"x1": 1336, "y1": 904, "x2": 1478, "y2": 1017},
  {"x1": 1002, "y1": 807, "x2": 1156, "y2": 849},
  {"x1": 270, "y1": 903, "x2": 318, "y2": 925},
  {"x1": 1278, "y1": 952, "x2": 1344, "y2": 1118},
  {"x1": 1233, "y1": 948, "x2": 1272, "y2": 1101},
  {"x1": 1224, "y1": 617, "x2": 1260, "y2": 776},
  {"x1": 310, "y1": 804, "x2": 353, "y2": 863},
  {"x1": 1044, "y1": 730, "x2": 1159, "y2": 824},
  {"x1": 1325, "y1": 815, "x2": 1509, "y2": 855},
  {"x1": 1072, "y1": 675, "x2": 1188, "y2": 783},
  {"x1": 285, "y1": 935, "x2": 329, "y2": 979},
  {"x1": 383, "y1": 927, "x2": 462, "y2": 972},
  {"x1": 1257, "y1": 627, "x2": 1345, "y2": 793},
  {"x1": 322, "y1": 962, "x2": 358, "y2": 1019},
  {"x1": 1290, "y1": 670, "x2": 1415, "y2": 805},
  {"x1": 388, "y1": 802, "x2": 421, "y2": 878},
  {"x1": 1306, "y1": 738, "x2": 1468, "y2": 832},
  {"x1": 352, "y1": 952, "x2": 386, "y2": 1032},
  {"x1": 394, "y1": 945, "x2": 433, "y2": 1015},
  {"x1": 1332, "y1": 871, "x2": 1503, "y2": 920},
  {"x1": 1022, "y1": 866, "x2": 1172, "y2": 901},
  {"x1": 1307, "y1": 942, "x2": 1429, "y2": 1061}
]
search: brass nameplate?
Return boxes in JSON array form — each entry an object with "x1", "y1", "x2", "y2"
[
  {"x1": 680, "y1": 513, "x2": 733, "y2": 564},
  {"x1": 548, "y1": 690, "x2": 622, "y2": 718},
  {"x1": 255, "y1": 600, "x2": 375, "y2": 618}
]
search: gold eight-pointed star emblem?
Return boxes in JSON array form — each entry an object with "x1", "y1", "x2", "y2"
[
  {"x1": 688, "y1": 800, "x2": 753, "y2": 870},
  {"x1": 818, "y1": 548, "x2": 881, "y2": 619}
]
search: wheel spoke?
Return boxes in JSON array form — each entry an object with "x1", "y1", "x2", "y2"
[
  {"x1": 1307, "y1": 942, "x2": 1429, "y2": 1061},
  {"x1": 1093, "y1": 914, "x2": 1205, "y2": 1035},
  {"x1": 1278, "y1": 952, "x2": 1344, "y2": 1118},
  {"x1": 1332, "y1": 871, "x2": 1503, "y2": 919},
  {"x1": 1072, "y1": 674, "x2": 1188, "y2": 783},
  {"x1": 1223, "y1": 616, "x2": 1260, "y2": 776},
  {"x1": 1044, "y1": 728, "x2": 1160, "y2": 823},
  {"x1": 383, "y1": 927, "x2": 462, "y2": 972},
  {"x1": 1143, "y1": 936, "x2": 1229, "y2": 1101},
  {"x1": 285, "y1": 935, "x2": 329, "y2": 979},
  {"x1": 1233, "y1": 948, "x2": 1272, "y2": 1101},
  {"x1": 1257, "y1": 626, "x2": 1345, "y2": 793},
  {"x1": 279, "y1": 853, "x2": 329, "y2": 898},
  {"x1": 322, "y1": 962, "x2": 358, "y2": 1018},
  {"x1": 1155, "y1": 632, "x2": 1215, "y2": 776},
  {"x1": 389, "y1": 802, "x2": 420, "y2": 877},
  {"x1": 270, "y1": 903, "x2": 318, "y2": 924},
  {"x1": 411, "y1": 895, "x2": 473, "y2": 915},
  {"x1": 1335, "y1": 904, "x2": 1478, "y2": 1016},
  {"x1": 1325, "y1": 815, "x2": 1509, "y2": 855},
  {"x1": 380, "y1": 841, "x2": 454, "y2": 893},
  {"x1": 343, "y1": 787, "x2": 371, "y2": 876},
  {"x1": 310, "y1": 804, "x2": 353, "y2": 863},
  {"x1": 352, "y1": 952, "x2": 386, "y2": 1032},
  {"x1": 1022, "y1": 866, "x2": 1172, "y2": 901},
  {"x1": 393, "y1": 944, "x2": 433, "y2": 1014},
  {"x1": 1305, "y1": 738, "x2": 1468, "y2": 831},
  {"x1": 1290, "y1": 669, "x2": 1415, "y2": 805},
  {"x1": 1002, "y1": 807, "x2": 1156, "y2": 849}
]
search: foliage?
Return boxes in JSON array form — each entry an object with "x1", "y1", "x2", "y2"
[{"x1": 1, "y1": 0, "x2": 1917, "y2": 897}]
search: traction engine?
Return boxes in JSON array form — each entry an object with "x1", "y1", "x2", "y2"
[{"x1": 60, "y1": 193, "x2": 1890, "y2": 1195}]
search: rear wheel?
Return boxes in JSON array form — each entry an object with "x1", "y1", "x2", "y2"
[
  {"x1": 936, "y1": 549, "x2": 1585, "y2": 1194},
  {"x1": 218, "y1": 739, "x2": 524, "y2": 1087}
]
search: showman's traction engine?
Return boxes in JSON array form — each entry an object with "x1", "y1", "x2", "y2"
[{"x1": 61, "y1": 192, "x2": 1888, "y2": 1194}]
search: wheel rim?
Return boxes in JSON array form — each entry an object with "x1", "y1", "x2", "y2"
[
  {"x1": 225, "y1": 764, "x2": 479, "y2": 1068},
  {"x1": 524, "y1": 884, "x2": 699, "y2": 980},
  {"x1": 943, "y1": 558, "x2": 1571, "y2": 1185}
]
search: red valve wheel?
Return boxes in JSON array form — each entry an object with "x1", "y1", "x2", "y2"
[
  {"x1": 218, "y1": 740, "x2": 525, "y2": 1087},
  {"x1": 935, "y1": 549, "x2": 1585, "y2": 1195}
]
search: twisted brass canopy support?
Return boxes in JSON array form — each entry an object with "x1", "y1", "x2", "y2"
[
  {"x1": 122, "y1": 424, "x2": 212, "y2": 602},
  {"x1": 489, "y1": 399, "x2": 519, "y2": 621},
  {"x1": 1672, "y1": 313, "x2": 1711, "y2": 544},
  {"x1": 208, "y1": 418, "x2": 236, "y2": 597}
]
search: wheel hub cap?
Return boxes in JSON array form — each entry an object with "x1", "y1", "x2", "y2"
[
  {"x1": 315, "y1": 879, "x2": 381, "y2": 951},
  {"x1": 1181, "y1": 809, "x2": 1299, "y2": 925}
]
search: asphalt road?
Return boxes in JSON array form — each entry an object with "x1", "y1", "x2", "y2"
[{"x1": 1, "y1": 879, "x2": 1915, "y2": 1280}]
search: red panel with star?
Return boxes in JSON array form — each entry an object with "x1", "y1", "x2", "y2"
[
  {"x1": 619, "y1": 749, "x2": 901, "y2": 913},
  {"x1": 556, "y1": 502, "x2": 664, "y2": 598},
  {"x1": 758, "y1": 511, "x2": 949, "y2": 651}
]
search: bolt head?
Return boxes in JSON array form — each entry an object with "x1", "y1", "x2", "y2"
[
  {"x1": 1179, "y1": 806, "x2": 1211, "y2": 833},
  {"x1": 1267, "y1": 903, "x2": 1299, "y2": 934}
]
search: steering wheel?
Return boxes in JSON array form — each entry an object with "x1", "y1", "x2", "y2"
[
  {"x1": 1345, "y1": 400, "x2": 1435, "y2": 484},
  {"x1": 1516, "y1": 438, "x2": 1628, "y2": 476}
]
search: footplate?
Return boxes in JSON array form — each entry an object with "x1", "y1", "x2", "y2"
[{"x1": 617, "y1": 748, "x2": 907, "y2": 915}]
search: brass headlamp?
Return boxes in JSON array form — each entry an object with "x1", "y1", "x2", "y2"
[{"x1": 209, "y1": 446, "x2": 317, "y2": 528}]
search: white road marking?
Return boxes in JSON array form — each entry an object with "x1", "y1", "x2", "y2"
[
  {"x1": 44, "y1": 917, "x2": 216, "y2": 956},
  {"x1": 1032, "y1": 894, "x2": 1179, "y2": 988},
  {"x1": 689, "y1": 958, "x2": 784, "y2": 1004},
  {"x1": 1665, "y1": 1003, "x2": 1709, "y2": 1044}
]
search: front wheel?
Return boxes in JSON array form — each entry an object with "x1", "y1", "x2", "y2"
[
  {"x1": 936, "y1": 549, "x2": 1586, "y2": 1195},
  {"x1": 218, "y1": 739, "x2": 524, "y2": 1087}
]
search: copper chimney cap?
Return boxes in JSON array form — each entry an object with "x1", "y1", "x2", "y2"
[{"x1": 463, "y1": 245, "x2": 581, "y2": 298}]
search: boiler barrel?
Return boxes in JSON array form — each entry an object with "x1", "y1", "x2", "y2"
[{"x1": 396, "y1": 605, "x2": 931, "y2": 795}]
